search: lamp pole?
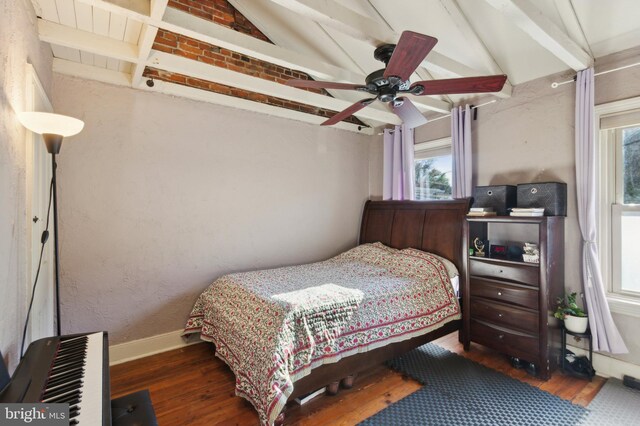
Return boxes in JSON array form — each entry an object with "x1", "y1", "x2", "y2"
[
  {"x1": 51, "y1": 153, "x2": 61, "y2": 336},
  {"x1": 43, "y1": 133, "x2": 64, "y2": 336}
]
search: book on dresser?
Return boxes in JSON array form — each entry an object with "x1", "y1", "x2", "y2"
[{"x1": 462, "y1": 216, "x2": 565, "y2": 380}]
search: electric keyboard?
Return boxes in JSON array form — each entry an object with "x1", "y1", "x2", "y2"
[{"x1": 0, "y1": 332, "x2": 110, "y2": 425}]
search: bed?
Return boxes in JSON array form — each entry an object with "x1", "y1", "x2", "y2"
[{"x1": 183, "y1": 199, "x2": 471, "y2": 425}]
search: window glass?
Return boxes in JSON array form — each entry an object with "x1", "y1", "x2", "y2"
[
  {"x1": 622, "y1": 127, "x2": 640, "y2": 204},
  {"x1": 620, "y1": 211, "x2": 640, "y2": 293},
  {"x1": 414, "y1": 155, "x2": 452, "y2": 200}
]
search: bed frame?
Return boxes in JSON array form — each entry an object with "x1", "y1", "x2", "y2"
[{"x1": 280, "y1": 198, "x2": 471, "y2": 418}]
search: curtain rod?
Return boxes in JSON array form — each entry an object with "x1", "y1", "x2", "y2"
[
  {"x1": 551, "y1": 60, "x2": 640, "y2": 88},
  {"x1": 427, "y1": 99, "x2": 497, "y2": 123},
  {"x1": 379, "y1": 99, "x2": 497, "y2": 134}
]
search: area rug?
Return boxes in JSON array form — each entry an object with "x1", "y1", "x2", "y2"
[
  {"x1": 581, "y1": 377, "x2": 640, "y2": 425},
  {"x1": 359, "y1": 343, "x2": 588, "y2": 425}
]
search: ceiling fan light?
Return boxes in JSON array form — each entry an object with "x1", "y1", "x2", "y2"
[{"x1": 18, "y1": 112, "x2": 84, "y2": 137}]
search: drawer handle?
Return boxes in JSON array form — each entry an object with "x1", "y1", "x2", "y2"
[
  {"x1": 497, "y1": 313, "x2": 503, "y2": 318},
  {"x1": 498, "y1": 334, "x2": 504, "y2": 340},
  {"x1": 499, "y1": 269, "x2": 504, "y2": 273},
  {"x1": 497, "y1": 291, "x2": 503, "y2": 296}
]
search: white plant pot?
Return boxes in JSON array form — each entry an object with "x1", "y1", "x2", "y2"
[{"x1": 565, "y1": 315, "x2": 589, "y2": 333}]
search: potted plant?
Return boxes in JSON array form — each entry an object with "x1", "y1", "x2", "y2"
[{"x1": 554, "y1": 292, "x2": 589, "y2": 333}]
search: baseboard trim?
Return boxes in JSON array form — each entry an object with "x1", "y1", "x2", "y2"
[
  {"x1": 567, "y1": 343, "x2": 640, "y2": 379},
  {"x1": 109, "y1": 330, "x2": 202, "y2": 366}
]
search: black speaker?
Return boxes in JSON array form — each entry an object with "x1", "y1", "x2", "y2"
[{"x1": 111, "y1": 389, "x2": 158, "y2": 426}]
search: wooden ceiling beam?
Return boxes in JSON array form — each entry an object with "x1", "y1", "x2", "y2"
[
  {"x1": 53, "y1": 58, "x2": 132, "y2": 86},
  {"x1": 484, "y1": 0, "x2": 592, "y2": 71},
  {"x1": 130, "y1": 0, "x2": 168, "y2": 86},
  {"x1": 135, "y1": 78, "x2": 374, "y2": 134},
  {"x1": 39, "y1": 19, "x2": 139, "y2": 62},
  {"x1": 148, "y1": 50, "x2": 402, "y2": 124}
]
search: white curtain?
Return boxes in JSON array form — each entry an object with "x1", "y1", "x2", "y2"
[
  {"x1": 575, "y1": 67, "x2": 627, "y2": 353},
  {"x1": 383, "y1": 124, "x2": 415, "y2": 200},
  {"x1": 452, "y1": 105, "x2": 472, "y2": 198}
]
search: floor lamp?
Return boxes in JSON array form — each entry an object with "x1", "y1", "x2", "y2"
[{"x1": 19, "y1": 112, "x2": 84, "y2": 336}]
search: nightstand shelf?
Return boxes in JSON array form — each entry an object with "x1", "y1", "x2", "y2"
[
  {"x1": 462, "y1": 216, "x2": 565, "y2": 380},
  {"x1": 561, "y1": 326, "x2": 595, "y2": 381}
]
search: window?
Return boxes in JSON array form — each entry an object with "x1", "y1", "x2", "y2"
[
  {"x1": 414, "y1": 137, "x2": 452, "y2": 200},
  {"x1": 597, "y1": 98, "x2": 640, "y2": 316}
]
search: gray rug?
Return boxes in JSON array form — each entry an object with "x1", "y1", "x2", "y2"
[
  {"x1": 581, "y1": 378, "x2": 640, "y2": 425},
  {"x1": 359, "y1": 343, "x2": 588, "y2": 426}
]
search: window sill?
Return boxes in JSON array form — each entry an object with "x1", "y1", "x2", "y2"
[{"x1": 607, "y1": 294, "x2": 640, "y2": 318}]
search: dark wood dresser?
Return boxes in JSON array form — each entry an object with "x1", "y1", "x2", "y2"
[{"x1": 462, "y1": 216, "x2": 564, "y2": 380}]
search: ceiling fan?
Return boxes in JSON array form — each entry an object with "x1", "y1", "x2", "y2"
[{"x1": 285, "y1": 31, "x2": 508, "y2": 128}]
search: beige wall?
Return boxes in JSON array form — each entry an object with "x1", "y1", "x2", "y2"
[
  {"x1": 0, "y1": 0, "x2": 53, "y2": 371},
  {"x1": 52, "y1": 74, "x2": 372, "y2": 344},
  {"x1": 374, "y1": 47, "x2": 640, "y2": 366}
]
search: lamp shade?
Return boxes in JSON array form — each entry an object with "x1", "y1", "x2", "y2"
[{"x1": 18, "y1": 112, "x2": 84, "y2": 137}]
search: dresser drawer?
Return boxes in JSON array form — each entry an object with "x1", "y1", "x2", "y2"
[
  {"x1": 469, "y1": 278, "x2": 539, "y2": 309},
  {"x1": 470, "y1": 320, "x2": 539, "y2": 361},
  {"x1": 470, "y1": 298, "x2": 539, "y2": 334},
  {"x1": 469, "y1": 259, "x2": 539, "y2": 286}
]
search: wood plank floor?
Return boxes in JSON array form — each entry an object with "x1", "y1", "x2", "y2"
[{"x1": 110, "y1": 332, "x2": 605, "y2": 425}]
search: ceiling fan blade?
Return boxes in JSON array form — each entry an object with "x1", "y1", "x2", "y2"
[
  {"x1": 285, "y1": 79, "x2": 367, "y2": 91},
  {"x1": 410, "y1": 75, "x2": 508, "y2": 96},
  {"x1": 390, "y1": 98, "x2": 429, "y2": 128},
  {"x1": 384, "y1": 31, "x2": 438, "y2": 81},
  {"x1": 322, "y1": 98, "x2": 375, "y2": 126}
]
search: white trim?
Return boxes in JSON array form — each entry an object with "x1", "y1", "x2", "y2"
[
  {"x1": 567, "y1": 343, "x2": 640, "y2": 379},
  {"x1": 595, "y1": 95, "x2": 640, "y2": 317},
  {"x1": 414, "y1": 137, "x2": 452, "y2": 152},
  {"x1": 607, "y1": 296, "x2": 640, "y2": 319},
  {"x1": 109, "y1": 329, "x2": 202, "y2": 365}
]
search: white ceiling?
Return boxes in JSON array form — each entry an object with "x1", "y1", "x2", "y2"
[{"x1": 31, "y1": 0, "x2": 640, "y2": 133}]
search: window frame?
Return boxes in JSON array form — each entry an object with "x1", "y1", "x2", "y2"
[
  {"x1": 596, "y1": 96, "x2": 640, "y2": 318},
  {"x1": 413, "y1": 137, "x2": 453, "y2": 201}
]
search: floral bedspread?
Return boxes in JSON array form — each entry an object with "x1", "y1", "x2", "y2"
[{"x1": 183, "y1": 242, "x2": 460, "y2": 425}]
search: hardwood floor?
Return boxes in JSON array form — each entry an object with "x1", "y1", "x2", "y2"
[{"x1": 110, "y1": 332, "x2": 605, "y2": 425}]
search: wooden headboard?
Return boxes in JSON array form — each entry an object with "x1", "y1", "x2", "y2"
[{"x1": 359, "y1": 199, "x2": 472, "y2": 273}]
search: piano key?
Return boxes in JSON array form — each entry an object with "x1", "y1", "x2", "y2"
[
  {"x1": 55, "y1": 346, "x2": 87, "y2": 357},
  {"x1": 48, "y1": 366, "x2": 84, "y2": 381},
  {"x1": 54, "y1": 350, "x2": 87, "y2": 361},
  {"x1": 50, "y1": 360, "x2": 86, "y2": 374},
  {"x1": 42, "y1": 380, "x2": 83, "y2": 400},
  {"x1": 46, "y1": 370, "x2": 84, "y2": 388},
  {"x1": 71, "y1": 332, "x2": 105, "y2": 425},
  {"x1": 69, "y1": 406, "x2": 81, "y2": 418},
  {"x1": 45, "y1": 390, "x2": 81, "y2": 404},
  {"x1": 57, "y1": 341, "x2": 88, "y2": 352}
]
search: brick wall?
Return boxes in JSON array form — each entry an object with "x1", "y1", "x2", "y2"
[
  {"x1": 168, "y1": 0, "x2": 271, "y2": 43},
  {"x1": 142, "y1": 0, "x2": 365, "y2": 126}
]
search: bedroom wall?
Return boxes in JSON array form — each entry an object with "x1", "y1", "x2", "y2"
[
  {"x1": 370, "y1": 47, "x2": 640, "y2": 367},
  {"x1": 0, "y1": 0, "x2": 53, "y2": 371},
  {"x1": 51, "y1": 74, "x2": 371, "y2": 345}
]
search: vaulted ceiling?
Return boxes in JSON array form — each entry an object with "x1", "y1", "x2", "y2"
[{"x1": 31, "y1": 0, "x2": 640, "y2": 134}]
